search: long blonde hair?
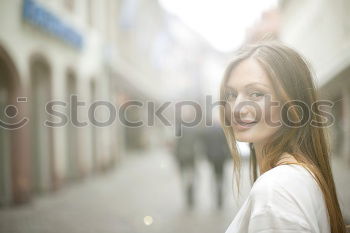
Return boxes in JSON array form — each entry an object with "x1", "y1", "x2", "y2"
[{"x1": 219, "y1": 41, "x2": 346, "y2": 233}]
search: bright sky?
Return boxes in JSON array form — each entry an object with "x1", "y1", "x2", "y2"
[{"x1": 159, "y1": 0, "x2": 278, "y2": 52}]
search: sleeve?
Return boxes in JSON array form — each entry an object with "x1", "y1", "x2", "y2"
[{"x1": 247, "y1": 205, "x2": 312, "y2": 233}]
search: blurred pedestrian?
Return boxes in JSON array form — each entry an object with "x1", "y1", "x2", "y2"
[
  {"x1": 173, "y1": 106, "x2": 200, "y2": 209},
  {"x1": 200, "y1": 119, "x2": 230, "y2": 209},
  {"x1": 174, "y1": 126, "x2": 199, "y2": 209}
]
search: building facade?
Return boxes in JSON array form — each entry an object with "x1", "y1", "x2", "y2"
[{"x1": 0, "y1": 0, "x2": 123, "y2": 206}]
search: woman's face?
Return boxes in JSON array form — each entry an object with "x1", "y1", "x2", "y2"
[{"x1": 225, "y1": 58, "x2": 282, "y2": 144}]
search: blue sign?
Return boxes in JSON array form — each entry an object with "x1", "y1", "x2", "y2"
[{"x1": 22, "y1": 0, "x2": 84, "y2": 50}]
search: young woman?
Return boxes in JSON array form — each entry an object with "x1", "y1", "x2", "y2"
[{"x1": 220, "y1": 41, "x2": 347, "y2": 233}]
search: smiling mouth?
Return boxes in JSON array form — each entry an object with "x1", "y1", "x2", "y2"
[
  {"x1": 240, "y1": 121, "x2": 257, "y2": 125},
  {"x1": 235, "y1": 121, "x2": 258, "y2": 125},
  {"x1": 233, "y1": 121, "x2": 258, "y2": 129}
]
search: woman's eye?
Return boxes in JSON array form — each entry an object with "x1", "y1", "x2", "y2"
[
  {"x1": 225, "y1": 91, "x2": 236, "y2": 101},
  {"x1": 250, "y1": 92, "x2": 265, "y2": 99}
]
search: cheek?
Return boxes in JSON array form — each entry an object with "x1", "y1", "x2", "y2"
[
  {"x1": 272, "y1": 105, "x2": 282, "y2": 123},
  {"x1": 258, "y1": 98, "x2": 281, "y2": 122},
  {"x1": 255, "y1": 104, "x2": 281, "y2": 134},
  {"x1": 252, "y1": 107, "x2": 281, "y2": 140},
  {"x1": 263, "y1": 106, "x2": 281, "y2": 123}
]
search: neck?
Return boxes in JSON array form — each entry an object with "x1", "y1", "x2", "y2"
[{"x1": 253, "y1": 141, "x2": 299, "y2": 173}]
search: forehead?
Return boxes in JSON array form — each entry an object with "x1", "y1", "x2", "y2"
[{"x1": 226, "y1": 58, "x2": 272, "y2": 89}]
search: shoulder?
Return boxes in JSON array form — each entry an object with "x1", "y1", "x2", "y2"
[
  {"x1": 239, "y1": 165, "x2": 321, "y2": 232},
  {"x1": 248, "y1": 164, "x2": 323, "y2": 216},
  {"x1": 252, "y1": 164, "x2": 318, "y2": 194},
  {"x1": 226, "y1": 165, "x2": 329, "y2": 233}
]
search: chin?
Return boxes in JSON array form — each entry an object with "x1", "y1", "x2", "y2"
[{"x1": 234, "y1": 132, "x2": 256, "y2": 143}]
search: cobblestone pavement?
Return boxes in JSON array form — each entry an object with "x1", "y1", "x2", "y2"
[{"x1": 0, "y1": 148, "x2": 251, "y2": 233}]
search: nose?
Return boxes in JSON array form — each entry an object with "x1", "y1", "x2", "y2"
[{"x1": 231, "y1": 95, "x2": 253, "y2": 121}]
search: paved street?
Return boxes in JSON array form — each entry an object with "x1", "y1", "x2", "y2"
[
  {"x1": 0, "y1": 148, "x2": 251, "y2": 233},
  {"x1": 1, "y1": 148, "x2": 348, "y2": 233}
]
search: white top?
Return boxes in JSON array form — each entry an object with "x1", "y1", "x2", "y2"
[{"x1": 225, "y1": 164, "x2": 331, "y2": 233}]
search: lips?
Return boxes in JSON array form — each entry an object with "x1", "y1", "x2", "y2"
[
  {"x1": 233, "y1": 120, "x2": 258, "y2": 130},
  {"x1": 236, "y1": 120, "x2": 257, "y2": 125},
  {"x1": 241, "y1": 121, "x2": 257, "y2": 124}
]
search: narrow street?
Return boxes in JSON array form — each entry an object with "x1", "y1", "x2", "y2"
[
  {"x1": 0, "y1": 148, "x2": 251, "y2": 233},
  {"x1": 0, "y1": 0, "x2": 349, "y2": 232}
]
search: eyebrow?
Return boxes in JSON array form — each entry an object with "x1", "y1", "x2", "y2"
[{"x1": 226, "y1": 82, "x2": 270, "y2": 90}]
